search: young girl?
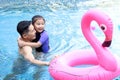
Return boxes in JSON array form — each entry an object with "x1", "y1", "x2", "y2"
[{"x1": 18, "y1": 15, "x2": 50, "y2": 55}]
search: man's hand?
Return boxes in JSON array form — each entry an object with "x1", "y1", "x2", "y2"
[{"x1": 45, "y1": 62, "x2": 50, "y2": 66}]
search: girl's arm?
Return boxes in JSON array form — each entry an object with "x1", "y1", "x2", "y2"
[
  {"x1": 18, "y1": 38, "x2": 42, "y2": 48},
  {"x1": 22, "y1": 41, "x2": 42, "y2": 48}
]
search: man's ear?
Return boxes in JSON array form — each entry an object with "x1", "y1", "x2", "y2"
[{"x1": 22, "y1": 33, "x2": 28, "y2": 39}]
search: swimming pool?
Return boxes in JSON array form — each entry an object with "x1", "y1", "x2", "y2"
[{"x1": 0, "y1": 0, "x2": 120, "y2": 80}]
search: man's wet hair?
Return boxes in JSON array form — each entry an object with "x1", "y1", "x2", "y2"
[{"x1": 17, "y1": 20, "x2": 31, "y2": 37}]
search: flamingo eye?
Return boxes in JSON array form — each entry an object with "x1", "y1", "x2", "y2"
[{"x1": 100, "y1": 24, "x2": 107, "y2": 32}]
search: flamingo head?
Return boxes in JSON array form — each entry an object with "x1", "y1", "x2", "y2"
[{"x1": 99, "y1": 24, "x2": 113, "y2": 47}]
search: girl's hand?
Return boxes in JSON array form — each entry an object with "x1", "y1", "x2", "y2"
[{"x1": 17, "y1": 37, "x2": 26, "y2": 47}]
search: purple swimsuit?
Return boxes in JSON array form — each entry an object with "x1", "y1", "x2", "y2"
[{"x1": 32, "y1": 30, "x2": 49, "y2": 53}]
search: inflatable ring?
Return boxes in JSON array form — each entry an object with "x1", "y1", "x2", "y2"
[{"x1": 49, "y1": 9, "x2": 120, "y2": 80}]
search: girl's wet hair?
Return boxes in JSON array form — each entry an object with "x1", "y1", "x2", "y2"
[{"x1": 32, "y1": 15, "x2": 45, "y2": 25}]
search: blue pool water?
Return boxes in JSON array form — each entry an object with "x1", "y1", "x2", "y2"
[{"x1": 0, "y1": 0, "x2": 120, "y2": 80}]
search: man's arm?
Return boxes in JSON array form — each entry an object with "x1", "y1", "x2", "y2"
[{"x1": 21, "y1": 46, "x2": 49, "y2": 66}]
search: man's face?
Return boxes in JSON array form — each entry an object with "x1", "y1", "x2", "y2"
[{"x1": 26, "y1": 24, "x2": 36, "y2": 41}]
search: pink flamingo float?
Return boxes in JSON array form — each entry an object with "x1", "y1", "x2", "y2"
[{"x1": 49, "y1": 9, "x2": 120, "y2": 80}]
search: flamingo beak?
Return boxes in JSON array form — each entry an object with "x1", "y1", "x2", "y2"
[{"x1": 102, "y1": 40, "x2": 112, "y2": 47}]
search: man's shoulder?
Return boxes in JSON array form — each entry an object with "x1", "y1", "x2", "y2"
[
  {"x1": 19, "y1": 46, "x2": 32, "y2": 54},
  {"x1": 20, "y1": 46, "x2": 32, "y2": 50}
]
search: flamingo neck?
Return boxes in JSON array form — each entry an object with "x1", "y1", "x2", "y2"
[{"x1": 82, "y1": 24, "x2": 102, "y2": 52}]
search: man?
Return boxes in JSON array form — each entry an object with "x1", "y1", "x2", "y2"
[{"x1": 17, "y1": 20, "x2": 49, "y2": 66}]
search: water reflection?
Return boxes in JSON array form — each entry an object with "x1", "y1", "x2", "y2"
[
  {"x1": 3, "y1": 54, "x2": 51, "y2": 80},
  {"x1": 3, "y1": 56, "x2": 31, "y2": 80}
]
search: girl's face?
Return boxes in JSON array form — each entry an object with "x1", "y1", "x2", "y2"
[{"x1": 34, "y1": 18, "x2": 45, "y2": 33}]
